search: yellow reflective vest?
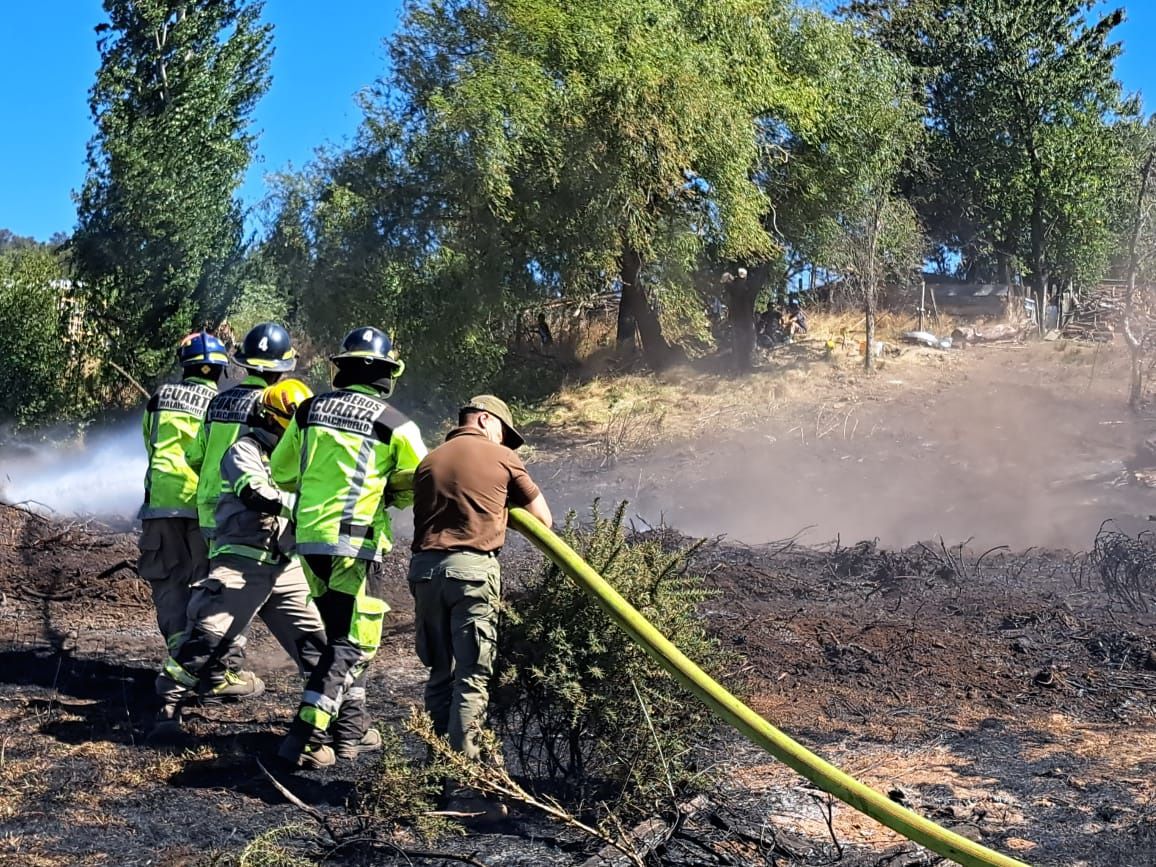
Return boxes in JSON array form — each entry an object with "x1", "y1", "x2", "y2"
[
  {"x1": 140, "y1": 377, "x2": 217, "y2": 519},
  {"x1": 270, "y1": 385, "x2": 426, "y2": 560}
]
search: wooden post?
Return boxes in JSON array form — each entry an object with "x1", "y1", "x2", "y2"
[{"x1": 919, "y1": 279, "x2": 926, "y2": 332}]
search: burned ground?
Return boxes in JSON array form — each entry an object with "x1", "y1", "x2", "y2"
[
  {"x1": 5, "y1": 342, "x2": 1156, "y2": 865},
  {"x1": 4, "y1": 498, "x2": 1156, "y2": 866}
]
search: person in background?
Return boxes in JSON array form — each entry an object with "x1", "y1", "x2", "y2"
[
  {"x1": 154, "y1": 380, "x2": 327, "y2": 734},
  {"x1": 783, "y1": 297, "x2": 808, "y2": 341},
  {"x1": 757, "y1": 303, "x2": 782, "y2": 347},
  {"x1": 139, "y1": 332, "x2": 229, "y2": 658},
  {"x1": 409, "y1": 394, "x2": 552, "y2": 817},
  {"x1": 536, "y1": 312, "x2": 553, "y2": 348},
  {"x1": 272, "y1": 327, "x2": 427, "y2": 769}
]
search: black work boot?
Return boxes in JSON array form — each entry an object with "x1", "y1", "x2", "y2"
[{"x1": 147, "y1": 702, "x2": 184, "y2": 742}]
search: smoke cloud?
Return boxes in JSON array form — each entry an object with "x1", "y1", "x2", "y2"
[
  {"x1": 1, "y1": 424, "x2": 146, "y2": 520},
  {"x1": 544, "y1": 348, "x2": 1155, "y2": 552}
]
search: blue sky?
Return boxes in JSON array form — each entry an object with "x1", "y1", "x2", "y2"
[
  {"x1": 0, "y1": 1, "x2": 1152, "y2": 242},
  {"x1": 0, "y1": 1, "x2": 404, "y2": 241}
]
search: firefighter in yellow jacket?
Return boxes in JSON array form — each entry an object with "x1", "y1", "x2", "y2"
[
  {"x1": 190, "y1": 322, "x2": 298, "y2": 543},
  {"x1": 139, "y1": 332, "x2": 229, "y2": 654},
  {"x1": 154, "y1": 380, "x2": 327, "y2": 734},
  {"x1": 270, "y1": 327, "x2": 427, "y2": 768}
]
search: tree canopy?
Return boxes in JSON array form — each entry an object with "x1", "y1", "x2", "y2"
[
  {"x1": 6, "y1": 0, "x2": 1153, "y2": 427},
  {"x1": 71, "y1": 0, "x2": 272, "y2": 386},
  {"x1": 846, "y1": 0, "x2": 1139, "y2": 298}
]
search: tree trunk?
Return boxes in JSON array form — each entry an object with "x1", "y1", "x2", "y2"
[
  {"x1": 726, "y1": 269, "x2": 766, "y2": 372},
  {"x1": 728, "y1": 286, "x2": 757, "y2": 371},
  {"x1": 617, "y1": 246, "x2": 672, "y2": 369},
  {"x1": 1028, "y1": 148, "x2": 1048, "y2": 336},
  {"x1": 616, "y1": 247, "x2": 639, "y2": 348},
  {"x1": 863, "y1": 194, "x2": 884, "y2": 372},
  {"x1": 1130, "y1": 350, "x2": 1144, "y2": 410},
  {"x1": 1123, "y1": 149, "x2": 1155, "y2": 412}
]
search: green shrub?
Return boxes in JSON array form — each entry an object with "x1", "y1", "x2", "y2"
[
  {"x1": 0, "y1": 248, "x2": 94, "y2": 427},
  {"x1": 492, "y1": 502, "x2": 729, "y2": 819},
  {"x1": 356, "y1": 724, "x2": 458, "y2": 843}
]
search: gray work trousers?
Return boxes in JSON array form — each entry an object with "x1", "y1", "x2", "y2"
[
  {"x1": 157, "y1": 554, "x2": 326, "y2": 704},
  {"x1": 138, "y1": 517, "x2": 209, "y2": 652}
]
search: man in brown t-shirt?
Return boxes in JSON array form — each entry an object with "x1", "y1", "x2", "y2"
[{"x1": 409, "y1": 394, "x2": 551, "y2": 777}]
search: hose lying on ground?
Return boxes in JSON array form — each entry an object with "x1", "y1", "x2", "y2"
[
  {"x1": 507, "y1": 509, "x2": 1029, "y2": 867},
  {"x1": 389, "y1": 470, "x2": 1029, "y2": 866}
]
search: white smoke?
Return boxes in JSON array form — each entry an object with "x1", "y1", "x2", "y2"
[{"x1": 0, "y1": 424, "x2": 146, "y2": 520}]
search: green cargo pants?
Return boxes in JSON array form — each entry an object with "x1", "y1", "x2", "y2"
[
  {"x1": 408, "y1": 549, "x2": 501, "y2": 760},
  {"x1": 283, "y1": 556, "x2": 388, "y2": 750}
]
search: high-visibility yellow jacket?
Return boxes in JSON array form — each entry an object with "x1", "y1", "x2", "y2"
[
  {"x1": 140, "y1": 377, "x2": 217, "y2": 519},
  {"x1": 189, "y1": 375, "x2": 266, "y2": 537},
  {"x1": 270, "y1": 385, "x2": 426, "y2": 561}
]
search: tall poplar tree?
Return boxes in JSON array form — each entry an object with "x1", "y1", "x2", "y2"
[{"x1": 73, "y1": 0, "x2": 272, "y2": 383}]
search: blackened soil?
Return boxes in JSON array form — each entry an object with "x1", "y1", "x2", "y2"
[{"x1": 4, "y1": 498, "x2": 1156, "y2": 865}]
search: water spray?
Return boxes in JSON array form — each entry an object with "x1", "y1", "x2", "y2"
[{"x1": 1, "y1": 424, "x2": 145, "y2": 520}]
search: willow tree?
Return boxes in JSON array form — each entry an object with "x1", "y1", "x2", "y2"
[
  {"x1": 378, "y1": 0, "x2": 786, "y2": 369},
  {"x1": 72, "y1": 0, "x2": 272, "y2": 385}
]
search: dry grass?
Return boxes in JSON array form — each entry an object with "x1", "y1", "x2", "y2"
[
  {"x1": 530, "y1": 313, "x2": 966, "y2": 463},
  {"x1": 804, "y1": 308, "x2": 963, "y2": 346},
  {"x1": 0, "y1": 736, "x2": 176, "y2": 817},
  {"x1": 539, "y1": 369, "x2": 783, "y2": 455},
  {"x1": 508, "y1": 304, "x2": 978, "y2": 464},
  {"x1": 0, "y1": 694, "x2": 202, "y2": 863},
  {"x1": 0, "y1": 842, "x2": 68, "y2": 867}
]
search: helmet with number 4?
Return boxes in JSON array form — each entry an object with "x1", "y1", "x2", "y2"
[
  {"x1": 330, "y1": 326, "x2": 402, "y2": 370},
  {"x1": 234, "y1": 322, "x2": 297, "y2": 372}
]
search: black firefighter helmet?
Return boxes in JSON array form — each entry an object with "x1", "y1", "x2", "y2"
[
  {"x1": 234, "y1": 322, "x2": 298, "y2": 373},
  {"x1": 330, "y1": 326, "x2": 402, "y2": 369}
]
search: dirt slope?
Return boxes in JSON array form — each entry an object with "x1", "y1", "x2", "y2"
[{"x1": 540, "y1": 341, "x2": 1151, "y2": 550}]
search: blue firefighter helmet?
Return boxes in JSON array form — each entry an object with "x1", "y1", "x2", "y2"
[{"x1": 177, "y1": 331, "x2": 230, "y2": 368}]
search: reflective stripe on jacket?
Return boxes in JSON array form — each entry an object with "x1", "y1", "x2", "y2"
[
  {"x1": 270, "y1": 385, "x2": 426, "y2": 561},
  {"x1": 212, "y1": 429, "x2": 296, "y2": 565},
  {"x1": 191, "y1": 376, "x2": 265, "y2": 537},
  {"x1": 140, "y1": 378, "x2": 217, "y2": 519}
]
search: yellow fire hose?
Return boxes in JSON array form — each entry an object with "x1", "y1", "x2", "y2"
[
  {"x1": 391, "y1": 470, "x2": 1028, "y2": 866},
  {"x1": 508, "y1": 508, "x2": 1028, "y2": 867}
]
